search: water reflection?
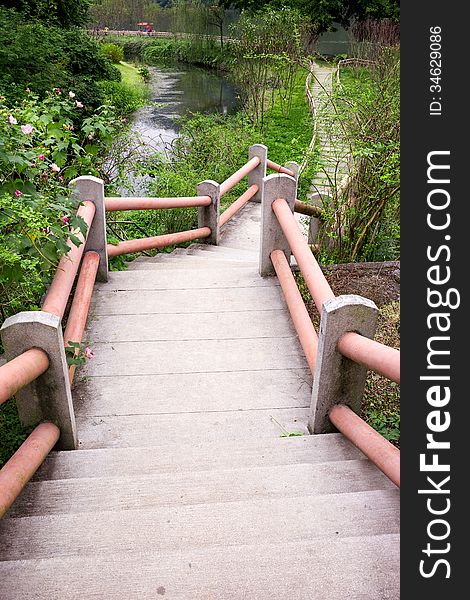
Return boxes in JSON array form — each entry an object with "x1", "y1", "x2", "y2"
[{"x1": 131, "y1": 65, "x2": 241, "y2": 156}]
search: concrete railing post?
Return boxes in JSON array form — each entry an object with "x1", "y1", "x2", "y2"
[
  {"x1": 197, "y1": 180, "x2": 220, "y2": 245},
  {"x1": 70, "y1": 176, "x2": 108, "y2": 282},
  {"x1": 307, "y1": 192, "x2": 323, "y2": 245},
  {"x1": 259, "y1": 173, "x2": 297, "y2": 277},
  {"x1": 308, "y1": 294, "x2": 378, "y2": 434},
  {"x1": 0, "y1": 312, "x2": 77, "y2": 450},
  {"x1": 248, "y1": 144, "x2": 267, "y2": 203},
  {"x1": 284, "y1": 161, "x2": 300, "y2": 189}
]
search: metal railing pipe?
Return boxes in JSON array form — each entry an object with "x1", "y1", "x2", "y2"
[
  {"x1": 338, "y1": 332, "x2": 400, "y2": 384},
  {"x1": 220, "y1": 185, "x2": 259, "y2": 227},
  {"x1": 63, "y1": 251, "x2": 100, "y2": 384},
  {"x1": 294, "y1": 200, "x2": 322, "y2": 218},
  {"x1": 219, "y1": 157, "x2": 261, "y2": 197},
  {"x1": 271, "y1": 250, "x2": 318, "y2": 374},
  {"x1": 272, "y1": 197, "x2": 335, "y2": 312},
  {"x1": 105, "y1": 196, "x2": 212, "y2": 212},
  {"x1": 266, "y1": 159, "x2": 296, "y2": 178},
  {"x1": 0, "y1": 349, "x2": 50, "y2": 406},
  {"x1": 329, "y1": 404, "x2": 400, "y2": 487},
  {"x1": 42, "y1": 201, "x2": 96, "y2": 318},
  {"x1": 107, "y1": 226, "x2": 211, "y2": 257},
  {"x1": 0, "y1": 422, "x2": 60, "y2": 518}
]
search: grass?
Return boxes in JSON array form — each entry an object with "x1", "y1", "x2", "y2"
[
  {"x1": 117, "y1": 61, "x2": 148, "y2": 93},
  {"x1": 0, "y1": 398, "x2": 32, "y2": 469}
]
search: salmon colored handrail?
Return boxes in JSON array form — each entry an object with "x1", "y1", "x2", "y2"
[
  {"x1": 271, "y1": 250, "x2": 318, "y2": 374},
  {"x1": 220, "y1": 185, "x2": 258, "y2": 227},
  {"x1": 267, "y1": 159, "x2": 295, "y2": 178},
  {"x1": 63, "y1": 251, "x2": 100, "y2": 384},
  {"x1": 338, "y1": 332, "x2": 400, "y2": 384},
  {"x1": 272, "y1": 197, "x2": 335, "y2": 312},
  {"x1": 0, "y1": 349, "x2": 49, "y2": 406},
  {"x1": 107, "y1": 226, "x2": 211, "y2": 257},
  {"x1": 42, "y1": 201, "x2": 96, "y2": 318},
  {"x1": 329, "y1": 404, "x2": 400, "y2": 487},
  {"x1": 219, "y1": 157, "x2": 261, "y2": 197},
  {"x1": 104, "y1": 195, "x2": 211, "y2": 212},
  {"x1": 0, "y1": 422, "x2": 60, "y2": 519}
]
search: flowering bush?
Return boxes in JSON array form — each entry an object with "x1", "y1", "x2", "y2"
[{"x1": 0, "y1": 89, "x2": 124, "y2": 324}]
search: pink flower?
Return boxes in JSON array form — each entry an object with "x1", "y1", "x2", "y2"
[
  {"x1": 50, "y1": 163, "x2": 60, "y2": 172},
  {"x1": 68, "y1": 91, "x2": 76, "y2": 98},
  {"x1": 123, "y1": 117, "x2": 127, "y2": 123},
  {"x1": 53, "y1": 87, "x2": 61, "y2": 94},
  {"x1": 61, "y1": 216, "x2": 69, "y2": 224},
  {"x1": 70, "y1": 125, "x2": 74, "y2": 131},
  {"x1": 75, "y1": 101, "x2": 83, "y2": 108},
  {"x1": 14, "y1": 190, "x2": 22, "y2": 197},
  {"x1": 8, "y1": 114, "x2": 17, "y2": 125},
  {"x1": 21, "y1": 124, "x2": 33, "y2": 135},
  {"x1": 39, "y1": 153, "x2": 45, "y2": 161},
  {"x1": 85, "y1": 347, "x2": 94, "y2": 360},
  {"x1": 58, "y1": 176, "x2": 64, "y2": 182},
  {"x1": 43, "y1": 226, "x2": 50, "y2": 234}
]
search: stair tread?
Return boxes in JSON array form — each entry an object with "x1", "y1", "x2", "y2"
[
  {"x1": 8, "y1": 459, "x2": 395, "y2": 518},
  {"x1": 0, "y1": 489, "x2": 399, "y2": 562},
  {"x1": 32, "y1": 434, "x2": 366, "y2": 481},
  {"x1": 0, "y1": 535, "x2": 399, "y2": 599}
]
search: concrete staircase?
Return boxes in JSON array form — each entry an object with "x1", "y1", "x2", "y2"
[
  {"x1": 0, "y1": 234, "x2": 399, "y2": 598},
  {"x1": 308, "y1": 63, "x2": 352, "y2": 203}
]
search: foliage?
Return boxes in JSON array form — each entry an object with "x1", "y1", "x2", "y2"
[
  {"x1": 100, "y1": 42, "x2": 125, "y2": 63},
  {"x1": 220, "y1": 0, "x2": 399, "y2": 32},
  {"x1": 230, "y1": 7, "x2": 306, "y2": 127},
  {"x1": 0, "y1": 90, "x2": 124, "y2": 324},
  {"x1": 0, "y1": 397, "x2": 32, "y2": 470},
  {"x1": 0, "y1": 7, "x2": 120, "y2": 108},
  {"x1": 315, "y1": 48, "x2": 400, "y2": 263},
  {"x1": 0, "y1": 0, "x2": 92, "y2": 28}
]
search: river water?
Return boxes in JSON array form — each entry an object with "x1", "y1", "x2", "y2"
[{"x1": 131, "y1": 64, "x2": 241, "y2": 156}]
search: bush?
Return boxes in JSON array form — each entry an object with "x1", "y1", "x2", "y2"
[
  {"x1": 101, "y1": 43, "x2": 124, "y2": 64},
  {"x1": 99, "y1": 80, "x2": 147, "y2": 116},
  {"x1": 0, "y1": 7, "x2": 120, "y2": 108},
  {"x1": 0, "y1": 90, "x2": 124, "y2": 325}
]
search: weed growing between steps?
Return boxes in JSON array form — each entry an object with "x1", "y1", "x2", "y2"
[{"x1": 0, "y1": 398, "x2": 32, "y2": 469}]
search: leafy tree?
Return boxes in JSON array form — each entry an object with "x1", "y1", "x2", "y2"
[
  {"x1": 219, "y1": 0, "x2": 399, "y2": 33},
  {"x1": 0, "y1": 0, "x2": 92, "y2": 28}
]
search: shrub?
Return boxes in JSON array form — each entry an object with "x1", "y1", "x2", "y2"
[
  {"x1": 99, "y1": 81, "x2": 147, "y2": 116},
  {"x1": 101, "y1": 43, "x2": 124, "y2": 64},
  {"x1": 0, "y1": 90, "x2": 124, "y2": 325}
]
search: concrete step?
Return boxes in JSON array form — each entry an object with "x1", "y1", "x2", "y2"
[
  {"x1": 95, "y1": 266, "x2": 274, "y2": 292},
  {"x1": 89, "y1": 284, "x2": 284, "y2": 316},
  {"x1": 73, "y1": 366, "x2": 312, "y2": 417},
  {"x1": 0, "y1": 489, "x2": 399, "y2": 562},
  {"x1": 188, "y1": 243, "x2": 258, "y2": 260},
  {"x1": 126, "y1": 255, "x2": 257, "y2": 269},
  {"x1": 8, "y1": 459, "x2": 394, "y2": 518},
  {"x1": 85, "y1": 308, "x2": 297, "y2": 343},
  {"x1": 32, "y1": 434, "x2": 366, "y2": 481},
  {"x1": 74, "y1": 406, "x2": 310, "y2": 450},
  {"x1": 0, "y1": 535, "x2": 400, "y2": 599}
]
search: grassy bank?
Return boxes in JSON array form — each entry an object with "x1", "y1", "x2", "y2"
[{"x1": 99, "y1": 61, "x2": 150, "y2": 117}]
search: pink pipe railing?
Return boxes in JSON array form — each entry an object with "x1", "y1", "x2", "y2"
[
  {"x1": 107, "y1": 226, "x2": 211, "y2": 257},
  {"x1": 271, "y1": 250, "x2": 318, "y2": 374},
  {"x1": 272, "y1": 197, "x2": 335, "y2": 312},
  {"x1": 0, "y1": 422, "x2": 60, "y2": 518},
  {"x1": 42, "y1": 201, "x2": 96, "y2": 318},
  {"x1": 219, "y1": 157, "x2": 261, "y2": 197},
  {"x1": 329, "y1": 404, "x2": 400, "y2": 487},
  {"x1": 220, "y1": 185, "x2": 259, "y2": 227},
  {"x1": 338, "y1": 332, "x2": 400, "y2": 384},
  {"x1": 63, "y1": 251, "x2": 100, "y2": 384},
  {"x1": 266, "y1": 159, "x2": 295, "y2": 178},
  {"x1": 0, "y1": 349, "x2": 50, "y2": 407},
  {"x1": 105, "y1": 195, "x2": 211, "y2": 212}
]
